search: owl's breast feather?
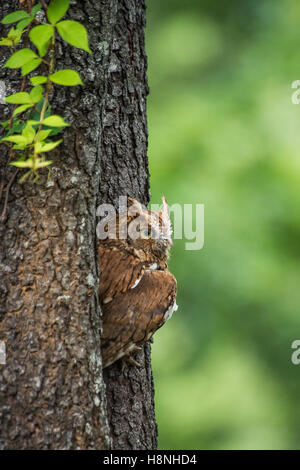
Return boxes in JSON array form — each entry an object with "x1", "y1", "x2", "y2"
[{"x1": 164, "y1": 301, "x2": 178, "y2": 322}]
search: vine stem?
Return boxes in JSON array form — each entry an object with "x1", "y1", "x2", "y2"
[
  {"x1": 0, "y1": 169, "x2": 19, "y2": 221},
  {"x1": 34, "y1": 29, "x2": 55, "y2": 164},
  {"x1": 40, "y1": 1, "x2": 48, "y2": 16},
  {"x1": 8, "y1": 12, "x2": 36, "y2": 130}
]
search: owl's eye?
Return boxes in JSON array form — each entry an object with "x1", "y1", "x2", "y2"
[{"x1": 141, "y1": 228, "x2": 152, "y2": 239}]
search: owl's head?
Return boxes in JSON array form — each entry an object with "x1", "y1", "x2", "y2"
[
  {"x1": 128, "y1": 196, "x2": 172, "y2": 258},
  {"x1": 105, "y1": 196, "x2": 173, "y2": 261}
]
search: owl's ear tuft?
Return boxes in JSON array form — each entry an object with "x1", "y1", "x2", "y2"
[
  {"x1": 127, "y1": 197, "x2": 144, "y2": 216},
  {"x1": 161, "y1": 195, "x2": 169, "y2": 215},
  {"x1": 161, "y1": 195, "x2": 172, "y2": 239},
  {"x1": 127, "y1": 197, "x2": 137, "y2": 206}
]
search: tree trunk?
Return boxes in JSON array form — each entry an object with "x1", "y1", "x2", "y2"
[{"x1": 0, "y1": 0, "x2": 157, "y2": 450}]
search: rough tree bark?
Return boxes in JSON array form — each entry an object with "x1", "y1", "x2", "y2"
[{"x1": 0, "y1": 0, "x2": 157, "y2": 450}]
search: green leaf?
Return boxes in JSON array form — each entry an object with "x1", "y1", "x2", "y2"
[
  {"x1": 0, "y1": 38, "x2": 13, "y2": 46},
  {"x1": 35, "y1": 139, "x2": 62, "y2": 153},
  {"x1": 13, "y1": 104, "x2": 34, "y2": 117},
  {"x1": 12, "y1": 143, "x2": 27, "y2": 150},
  {"x1": 7, "y1": 27, "x2": 18, "y2": 39},
  {"x1": 7, "y1": 27, "x2": 22, "y2": 44},
  {"x1": 32, "y1": 3, "x2": 42, "y2": 16},
  {"x1": 49, "y1": 69, "x2": 83, "y2": 86},
  {"x1": 2, "y1": 119, "x2": 25, "y2": 135},
  {"x1": 17, "y1": 17, "x2": 33, "y2": 31},
  {"x1": 29, "y1": 85, "x2": 43, "y2": 103},
  {"x1": 38, "y1": 129, "x2": 52, "y2": 141},
  {"x1": 1, "y1": 135, "x2": 28, "y2": 145},
  {"x1": 42, "y1": 115, "x2": 69, "y2": 127},
  {"x1": 10, "y1": 159, "x2": 34, "y2": 168},
  {"x1": 2, "y1": 10, "x2": 30, "y2": 25},
  {"x1": 22, "y1": 124, "x2": 36, "y2": 144},
  {"x1": 56, "y1": 20, "x2": 91, "y2": 53},
  {"x1": 29, "y1": 25, "x2": 54, "y2": 57},
  {"x1": 4, "y1": 48, "x2": 38, "y2": 68},
  {"x1": 39, "y1": 39, "x2": 52, "y2": 58},
  {"x1": 8, "y1": 120, "x2": 26, "y2": 135},
  {"x1": 21, "y1": 57, "x2": 42, "y2": 76},
  {"x1": 5, "y1": 92, "x2": 31, "y2": 104},
  {"x1": 27, "y1": 120, "x2": 40, "y2": 126},
  {"x1": 35, "y1": 159, "x2": 53, "y2": 168},
  {"x1": 47, "y1": 128, "x2": 62, "y2": 137},
  {"x1": 47, "y1": 0, "x2": 69, "y2": 24},
  {"x1": 30, "y1": 75, "x2": 48, "y2": 85}
]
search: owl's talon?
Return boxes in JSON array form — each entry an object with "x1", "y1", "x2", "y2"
[
  {"x1": 120, "y1": 349, "x2": 143, "y2": 371},
  {"x1": 127, "y1": 356, "x2": 142, "y2": 368}
]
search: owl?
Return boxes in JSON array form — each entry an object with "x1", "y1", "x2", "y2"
[{"x1": 98, "y1": 196, "x2": 178, "y2": 368}]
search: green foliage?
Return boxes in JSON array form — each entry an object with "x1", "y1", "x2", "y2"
[
  {"x1": 6, "y1": 92, "x2": 33, "y2": 104},
  {"x1": 42, "y1": 115, "x2": 69, "y2": 127},
  {"x1": 47, "y1": 0, "x2": 69, "y2": 24},
  {"x1": 0, "y1": 27, "x2": 23, "y2": 47},
  {"x1": 49, "y1": 69, "x2": 83, "y2": 86},
  {"x1": 21, "y1": 58, "x2": 42, "y2": 76},
  {"x1": 1, "y1": 10, "x2": 31, "y2": 25},
  {"x1": 30, "y1": 76, "x2": 48, "y2": 85},
  {"x1": 4, "y1": 48, "x2": 38, "y2": 68},
  {"x1": 56, "y1": 20, "x2": 91, "y2": 53},
  {"x1": 1, "y1": 4, "x2": 41, "y2": 34},
  {"x1": 29, "y1": 25, "x2": 54, "y2": 57},
  {"x1": 0, "y1": 0, "x2": 91, "y2": 183}
]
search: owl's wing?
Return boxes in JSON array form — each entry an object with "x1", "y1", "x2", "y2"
[
  {"x1": 98, "y1": 243, "x2": 145, "y2": 303},
  {"x1": 101, "y1": 269, "x2": 177, "y2": 368}
]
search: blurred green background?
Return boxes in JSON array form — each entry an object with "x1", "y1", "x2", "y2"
[{"x1": 146, "y1": 0, "x2": 300, "y2": 449}]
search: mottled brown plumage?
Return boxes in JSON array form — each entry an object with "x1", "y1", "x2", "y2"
[{"x1": 98, "y1": 197, "x2": 178, "y2": 368}]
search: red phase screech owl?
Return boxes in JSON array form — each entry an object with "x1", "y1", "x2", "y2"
[{"x1": 98, "y1": 196, "x2": 178, "y2": 368}]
